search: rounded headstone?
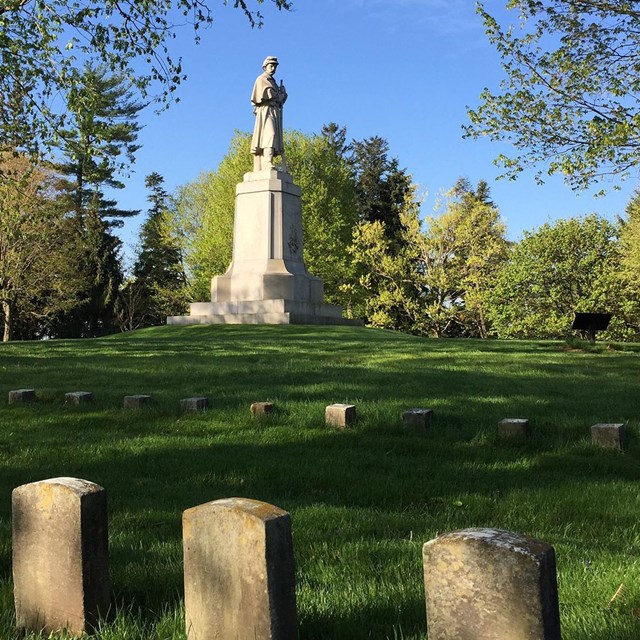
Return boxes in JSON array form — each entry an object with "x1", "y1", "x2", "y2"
[
  {"x1": 183, "y1": 497, "x2": 297, "y2": 639},
  {"x1": 423, "y1": 528, "x2": 560, "y2": 640}
]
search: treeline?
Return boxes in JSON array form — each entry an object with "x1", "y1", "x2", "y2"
[
  {"x1": 1, "y1": 64, "x2": 144, "y2": 342},
  {"x1": 0, "y1": 62, "x2": 189, "y2": 342},
  {"x1": 160, "y1": 126, "x2": 640, "y2": 342},
  {"x1": 3, "y1": 118, "x2": 640, "y2": 342}
]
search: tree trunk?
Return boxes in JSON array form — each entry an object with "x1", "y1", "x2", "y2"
[
  {"x1": 2, "y1": 299, "x2": 13, "y2": 342},
  {"x1": 478, "y1": 307, "x2": 488, "y2": 339}
]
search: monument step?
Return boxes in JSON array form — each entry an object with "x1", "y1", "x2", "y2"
[
  {"x1": 189, "y1": 299, "x2": 344, "y2": 318},
  {"x1": 167, "y1": 312, "x2": 362, "y2": 326}
]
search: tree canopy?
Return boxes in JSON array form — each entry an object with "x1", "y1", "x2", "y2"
[
  {"x1": 350, "y1": 179, "x2": 509, "y2": 337},
  {"x1": 46, "y1": 65, "x2": 144, "y2": 338},
  {"x1": 0, "y1": 0, "x2": 292, "y2": 157},
  {"x1": 56, "y1": 63, "x2": 143, "y2": 222},
  {"x1": 115, "y1": 173, "x2": 187, "y2": 331},
  {"x1": 0, "y1": 154, "x2": 81, "y2": 341},
  {"x1": 466, "y1": 1, "x2": 640, "y2": 192},
  {"x1": 487, "y1": 214, "x2": 619, "y2": 338}
]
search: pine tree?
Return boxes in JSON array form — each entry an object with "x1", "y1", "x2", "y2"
[
  {"x1": 57, "y1": 63, "x2": 142, "y2": 222},
  {"x1": 351, "y1": 136, "x2": 413, "y2": 244},
  {"x1": 129, "y1": 172, "x2": 187, "y2": 327},
  {"x1": 347, "y1": 136, "x2": 417, "y2": 324},
  {"x1": 51, "y1": 64, "x2": 143, "y2": 337}
]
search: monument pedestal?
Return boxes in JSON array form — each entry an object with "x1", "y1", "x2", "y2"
[{"x1": 168, "y1": 169, "x2": 361, "y2": 326}]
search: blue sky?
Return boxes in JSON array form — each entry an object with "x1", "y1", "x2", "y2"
[{"x1": 117, "y1": 0, "x2": 638, "y2": 264}]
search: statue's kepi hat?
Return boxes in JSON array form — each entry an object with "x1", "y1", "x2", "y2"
[{"x1": 262, "y1": 56, "x2": 279, "y2": 68}]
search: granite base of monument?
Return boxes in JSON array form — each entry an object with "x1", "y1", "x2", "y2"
[
  {"x1": 167, "y1": 169, "x2": 361, "y2": 327},
  {"x1": 168, "y1": 299, "x2": 361, "y2": 326}
]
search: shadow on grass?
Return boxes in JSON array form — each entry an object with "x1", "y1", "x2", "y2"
[
  {"x1": 1, "y1": 427, "x2": 639, "y2": 638},
  {"x1": 1, "y1": 326, "x2": 639, "y2": 638}
]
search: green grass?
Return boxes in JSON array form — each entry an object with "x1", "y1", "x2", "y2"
[{"x1": 1, "y1": 324, "x2": 640, "y2": 639}]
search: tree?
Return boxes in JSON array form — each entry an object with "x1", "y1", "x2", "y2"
[
  {"x1": 466, "y1": 2, "x2": 640, "y2": 191},
  {"x1": 171, "y1": 129, "x2": 360, "y2": 308},
  {"x1": 349, "y1": 179, "x2": 509, "y2": 338},
  {"x1": 348, "y1": 188, "x2": 429, "y2": 334},
  {"x1": 172, "y1": 133, "x2": 252, "y2": 300},
  {"x1": 0, "y1": 154, "x2": 81, "y2": 341},
  {"x1": 613, "y1": 190, "x2": 640, "y2": 340},
  {"x1": 114, "y1": 276, "x2": 150, "y2": 333},
  {"x1": 0, "y1": 0, "x2": 292, "y2": 158},
  {"x1": 50, "y1": 64, "x2": 144, "y2": 337},
  {"x1": 351, "y1": 136, "x2": 413, "y2": 243},
  {"x1": 424, "y1": 179, "x2": 510, "y2": 338},
  {"x1": 129, "y1": 172, "x2": 187, "y2": 327},
  {"x1": 343, "y1": 135, "x2": 417, "y2": 324},
  {"x1": 284, "y1": 129, "x2": 360, "y2": 309},
  {"x1": 49, "y1": 200, "x2": 125, "y2": 338},
  {"x1": 56, "y1": 63, "x2": 143, "y2": 222},
  {"x1": 487, "y1": 214, "x2": 619, "y2": 339}
]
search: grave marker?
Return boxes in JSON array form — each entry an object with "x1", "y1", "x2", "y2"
[
  {"x1": 251, "y1": 401, "x2": 275, "y2": 416},
  {"x1": 123, "y1": 394, "x2": 151, "y2": 409},
  {"x1": 65, "y1": 391, "x2": 93, "y2": 405},
  {"x1": 498, "y1": 418, "x2": 530, "y2": 439},
  {"x1": 180, "y1": 397, "x2": 209, "y2": 412},
  {"x1": 423, "y1": 528, "x2": 561, "y2": 639},
  {"x1": 183, "y1": 497, "x2": 297, "y2": 639},
  {"x1": 8, "y1": 389, "x2": 35, "y2": 404},
  {"x1": 591, "y1": 423, "x2": 625, "y2": 451},
  {"x1": 403, "y1": 408, "x2": 433, "y2": 431},
  {"x1": 12, "y1": 477, "x2": 110, "y2": 637},
  {"x1": 325, "y1": 403, "x2": 356, "y2": 428}
]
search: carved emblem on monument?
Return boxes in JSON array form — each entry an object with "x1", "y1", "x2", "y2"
[{"x1": 287, "y1": 224, "x2": 300, "y2": 256}]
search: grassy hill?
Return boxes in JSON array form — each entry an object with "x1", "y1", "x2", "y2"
[{"x1": 1, "y1": 324, "x2": 639, "y2": 639}]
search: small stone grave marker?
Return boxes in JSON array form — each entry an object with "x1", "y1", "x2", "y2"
[
  {"x1": 251, "y1": 401, "x2": 275, "y2": 416},
  {"x1": 423, "y1": 528, "x2": 561, "y2": 639},
  {"x1": 183, "y1": 497, "x2": 297, "y2": 640},
  {"x1": 591, "y1": 423, "x2": 625, "y2": 451},
  {"x1": 8, "y1": 389, "x2": 35, "y2": 404},
  {"x1": 123, "y1": 394, "x2": 152, "y2": 409},
  {"x1": 498, "y1": 418, "x2": 530, "y2": 439},
  {"x1": 12, "y1": 477, "x2": 110, "y2": 637},
  {"x1": 180, "y1": 397, "x2": 209, "y2": 412},
  {"x1": 403, "y1": 408, "x2": 433, "y2": 431},
  {"x1": 65, "y1": 391, "x2": 93, "y2": 405},
  {"x1": 325, "y1": 403, "x2": 356, "y2": 428}
]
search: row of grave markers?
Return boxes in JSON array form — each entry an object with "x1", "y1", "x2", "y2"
[
  {"x1": 11, "y1": 476, "x2": 561, "y2": 639},
  {"x1": 8, "y1": 388, "x2": 627, "y2": 449}
]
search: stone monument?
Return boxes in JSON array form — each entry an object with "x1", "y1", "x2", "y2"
[{"x1": 168, "y1": 57, "x2": 361, "y2": 326}]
